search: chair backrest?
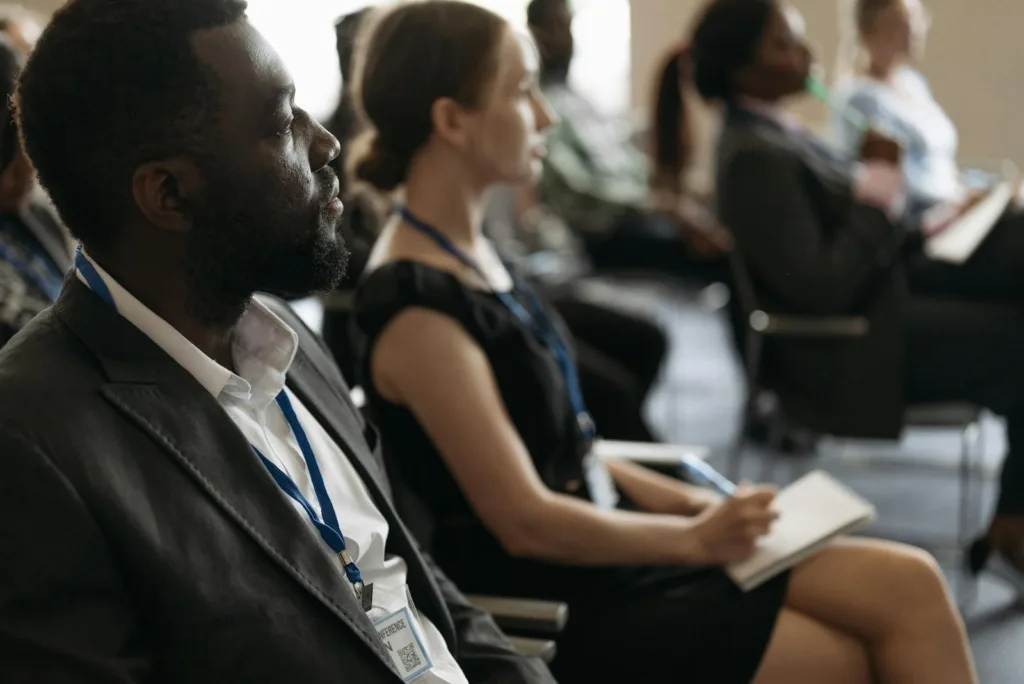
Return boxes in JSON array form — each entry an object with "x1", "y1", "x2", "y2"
[
  {"x1": 724, "y1": 248, "x2": 762, "y2": 368},
  {"x1": 727, "y1": 249, "x2": 761, "y2": 319}
]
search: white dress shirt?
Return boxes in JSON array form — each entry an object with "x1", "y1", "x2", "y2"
[{"x1": 76, "y1": 252, "x2": 467, "y2": 684}]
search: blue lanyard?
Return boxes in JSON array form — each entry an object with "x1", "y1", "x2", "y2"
[
  {"x1": 395, "y1": 206, "x2": 596, "y2": 440},
  {"x1": 74, "y1": 247, "x2": 369, "y2": 605},
  {"x1": 250, "y1": 392, "x2": 366, "y2": 598},
  {"x1": 0, "y1": 235, "x2": 65, "y2": 301}
]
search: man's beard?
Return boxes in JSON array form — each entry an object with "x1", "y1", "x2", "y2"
[{"x1": 183, "y1": 190, "x2": 348, "y2": 327}]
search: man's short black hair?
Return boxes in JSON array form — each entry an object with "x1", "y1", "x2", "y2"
[
  {"x1": 526, "y1": 0, "x2": 569, "y2": 28},
  {"x1": 15, "y1": 0, "x2": 248, "y2": 249}
]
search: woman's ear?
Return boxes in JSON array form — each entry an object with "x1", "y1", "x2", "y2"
[
  {"x1": 130, "y1": 157, "x2": 203, "y2": 233},
  {"x1": 430, "y1": 96, "x2": 471, "y2": 150}
]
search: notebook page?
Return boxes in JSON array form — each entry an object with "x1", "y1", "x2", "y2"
[
  {"x1": 925, "y1": 180, "x2": 1014, "y2": 264},
  {"x1": 727, "y1": 471, "x2": 876, "y2": 591}
]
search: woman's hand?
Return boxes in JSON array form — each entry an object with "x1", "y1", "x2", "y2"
[
  {"x1": 671, "y1": 485, "x2": 724, "y2": 517},
  {"x1": 681, "y1": 485, "x2": 778, "y2": 566}
]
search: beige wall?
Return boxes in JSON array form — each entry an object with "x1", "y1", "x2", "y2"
[
  {"x1": 20, "y1": 0, "x2": 1024, "y2": 167},
  {"x1": 16, "y1": 0, "x2": 62, "y2": 15},
  {"x1": 631, "y1": 0, "x2": 1024, "y2": 185}
]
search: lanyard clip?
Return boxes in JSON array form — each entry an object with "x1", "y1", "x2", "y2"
[{"x1": 577, "y1": 411, "x2": 596, "y2": 439}]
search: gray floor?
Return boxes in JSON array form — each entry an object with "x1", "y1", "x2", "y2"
[{"x1": 581, "y1": 277, "x2": 1024, "y2": 683}]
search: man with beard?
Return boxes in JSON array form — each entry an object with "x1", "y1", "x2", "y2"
[{"x1": 0, "y1": 1, "x2": 554, "y2": 683}]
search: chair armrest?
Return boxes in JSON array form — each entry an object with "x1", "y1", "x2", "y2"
[
  {"x1": 506, "y1": 637, "x2": 558, "y2": 664},
  {"x1": 594, "y1": 439, "x2": 711, "y2": 478},
  {"x1": 749, "y1": 310, "x2": 869, "y2": 337},
  {"x1": 594, "y1": 440, "x2": 711, "y2": 466},
  {"x1": 465, "y1": 595, "x2": 569, "y2": 636}
]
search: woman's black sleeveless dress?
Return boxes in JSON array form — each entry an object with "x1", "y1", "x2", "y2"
[{"x1": 354, "y1": 260, "x2": 789, "y2": 683}]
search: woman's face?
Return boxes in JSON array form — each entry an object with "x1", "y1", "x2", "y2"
[
  {"x1": 460, "y1": 29, "x2": 555, "y2": 187},
  {"x1": 733, "y1": 3, "x2": 813, "y2": 102},
  {"x1": 863, "y1": 0, "x2": 931, "y2": 65}
]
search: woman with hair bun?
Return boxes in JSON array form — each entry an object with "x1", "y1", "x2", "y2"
[{"x1": 349, "y1": 2, "x2": 977, "y2": 682}]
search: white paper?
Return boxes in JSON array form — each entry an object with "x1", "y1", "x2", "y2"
[
  {"x1": 726, "y1": 471, "x2": 876, "y2": 592},
  {"x1": 592, "y1": 439, "x2": 711, "y2": 466},
  {"x1": 582, "y1": 453, "x2": 620, "y2": 510},
  {"x1": 925, "y1": 180, "x2": 1014, "y2": 264}
]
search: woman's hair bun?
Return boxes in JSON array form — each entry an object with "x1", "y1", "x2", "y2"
[{"x1": 350, "y1": 132, "x2": 410, "y2": 193}]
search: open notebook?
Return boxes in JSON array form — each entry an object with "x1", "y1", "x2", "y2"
[
  {"x1": 726, "y1": 471, "x2": 876, "y2": 592},
  {"x1": 925, "y1": 176, "x2": 1015, "y2": 265}
]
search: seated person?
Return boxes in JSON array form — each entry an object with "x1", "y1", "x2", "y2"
[
  {"x1": 349, "y1": 2, "x2": 977, "y2": 683},
  {"x1": 324, "y1": 8, "x2": 666, "y2": 443},
  {"x1": 0, "y1": 3, "x2": 43, "y2": 54},
  {"x1": 0, "y1": 1, "x2": 554, "y2": 682},
  {"x1": 0, "y1": 34, "x2": 69, "y2": 347},
  {"x1": 832, "y1": 0, "x2": 1011, "y2": 220},
  {"x1": 830, "y1": 0, "x2": 1024, "y2": 303},
  {"x1": 693, "y1": 0, "x2": 1024, "y2": 583},
  {"x1": 525, "y1": 0, "x2": 732, "y2": 281}
]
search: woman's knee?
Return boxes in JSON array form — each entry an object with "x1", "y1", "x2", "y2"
[
  {"x1": 880, "y1": 543, "x2": 949, "y2": 604},
  {"x1": 786, "y1": 538, "x2": 953, "y2": 640}
]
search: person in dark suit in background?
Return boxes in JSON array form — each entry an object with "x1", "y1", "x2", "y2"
[
  {"x1": 683, "y1": 0, "x2": 1024, "y2": 584},
  {"x1": 0, "y1": 1, "x2": 554, "y2": 682},
  {"x1": 0, "y1": 33, "x2": 70, "y2": 346}
]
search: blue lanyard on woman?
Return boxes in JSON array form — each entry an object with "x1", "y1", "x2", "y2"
[
  {"x1": 395, "y1": 205, "x2": 596, "y2": 441},
  {"x1": 74, "y1": 247, "x2": 373, "y2": 611}
]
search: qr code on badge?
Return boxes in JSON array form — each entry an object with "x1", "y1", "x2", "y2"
[{"x1": 398, "y1": 643, "x2": 423, "y2": 672}]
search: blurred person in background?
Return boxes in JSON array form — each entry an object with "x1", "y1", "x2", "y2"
[
  {"x1": 350, "y1": 2, "x2": 977, "y2": 682},
  {"x1": 321, "y1": 6, "x2": 379, "y2": 383},
  {"x1": 693, "y1": 0, "x2": 1024, "y2": 588},
  {"x1": 0, "y1": 3, "x2": 43, "y2": 54},
  {"x1": 526, "y1": 0, "x2": 733, "y2": 283},
  {"x1": 0, "y1": 33, "x2": 69, "y2": 346},
  {"x1": 831, "y1": 0, "x2": 1024, "y2": 301}
]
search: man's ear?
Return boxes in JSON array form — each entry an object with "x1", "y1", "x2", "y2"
[
  {"x1": 429, "y1": 96, "x2": 471, "y2": 151},
  {"x1": 131, "y1": 157, "x2": 203, "y2": 233}
]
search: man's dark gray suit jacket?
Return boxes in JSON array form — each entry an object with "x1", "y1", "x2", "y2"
[{"x1": 0, "y1": 276, "x2": 555, "y2": 683}]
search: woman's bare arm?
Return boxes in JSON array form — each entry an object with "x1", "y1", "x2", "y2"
[{"x1": 371, "y1": 307, "x2": 707, "y2": 566}]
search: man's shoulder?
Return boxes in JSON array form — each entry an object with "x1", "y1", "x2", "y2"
[{"x1": 0, "y1": 308, "x2": 104, "y2": 432}]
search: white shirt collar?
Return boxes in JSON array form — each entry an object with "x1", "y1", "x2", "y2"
[{"x1": 76, "y1": 249, "x2": 299, "y2": 408}]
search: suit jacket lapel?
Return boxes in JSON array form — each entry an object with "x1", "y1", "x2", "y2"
[
  {"x1": 282, "y1": 333, "x2": 458, "y2": 648},
  {"x1": 54, "y1": 280, "x2": 400, "y2": 676}
]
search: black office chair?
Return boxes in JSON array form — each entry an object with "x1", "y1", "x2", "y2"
[{"x1": 726, "y1": 250, "x2": 986, "y2": 603}]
